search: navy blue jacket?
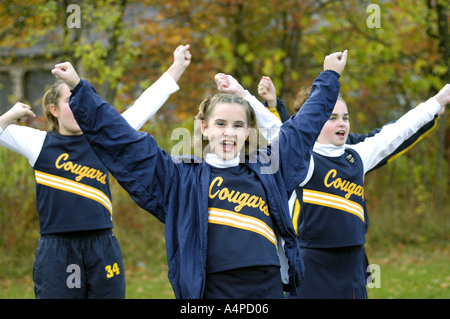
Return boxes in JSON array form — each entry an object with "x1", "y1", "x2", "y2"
[{"x1": 69, "y1": 70, "x2": 340, "y2": 298}]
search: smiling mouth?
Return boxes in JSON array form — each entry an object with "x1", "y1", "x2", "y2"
[
  {"x1": 336, "y1": 130, "x2": 346, "y2": 138},
  {"x1": 222, "y1": 140, "x2": 236, "y2": 152}
]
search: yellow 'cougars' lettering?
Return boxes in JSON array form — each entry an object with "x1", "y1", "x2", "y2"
[
  {"x1": 209, "y1": 176, "x2": 269, "y2": 216},
  {"x1": 324, "y1": 169, "x2": 364, "y2": 199},
  {"x1": 55, "y1": 153, "x2": 107, "y2": 184}
]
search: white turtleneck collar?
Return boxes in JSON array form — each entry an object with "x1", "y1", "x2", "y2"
[
  {"x1": 205, "y1": 153, "x2": 241, "y2": 168},
  {"x1": 204, "y1": 143, "x2": 345, "y2": 167},
  {"x1": 313, "y1": 142, "x2": 345, "y2": 157}
]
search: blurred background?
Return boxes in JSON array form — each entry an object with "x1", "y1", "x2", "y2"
[{"x1": 0, "y1": 0, "x2": 448, "y2": 298}]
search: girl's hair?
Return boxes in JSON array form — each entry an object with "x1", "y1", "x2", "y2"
[
  {"x1": 193, "y1": 93, "x2": 258, "y2": 157},
  {"x1": 293, "y1": 85, "x2": 312, "y2": 113},
  {"x1": 293, "y1": 85, "x2": 346, "y2": 113},
  {"x1": 42, "y1": 79, "x2": 65, "y2": 132}
]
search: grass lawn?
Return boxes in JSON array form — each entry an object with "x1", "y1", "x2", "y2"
[
  {"x1": 0, "y1": 243, "x2": 447, "y2": 299},
  {"x1": 365, "y1": 243, "x2": 449, "y2": 299}
]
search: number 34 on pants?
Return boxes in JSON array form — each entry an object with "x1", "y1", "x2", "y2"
[{"x1": 105, "y1": 263, "x2": 120, "y2": 278}]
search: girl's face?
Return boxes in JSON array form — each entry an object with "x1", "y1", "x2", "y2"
[
  {"x1": 317, "y1": 100, "x2": 350, "y2": 146},
  {"x1": 201, "y1": 102, "x2": 250, "y2": 160},
  {"x1": 51, "y1": 84, "x2": 82, "y2": 135}
]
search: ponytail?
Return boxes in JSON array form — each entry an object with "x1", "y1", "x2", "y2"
[{"x1": 42, "y1": 79, "x2": 65, "y2": 132}]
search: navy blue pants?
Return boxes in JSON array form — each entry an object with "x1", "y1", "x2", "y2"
[
  {"x1": 33, "y1": 229, "x2": 125, "y2": 299},
  {"x1": 286, "y1": 246, "x2": 367, "y2": 299},
  {"x1": 203, "y1": 266, "x2": 284, "y2": 299}
]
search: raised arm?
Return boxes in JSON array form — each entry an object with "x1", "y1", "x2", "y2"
[
  {"x1": 215, "y1": 73, "x2": 282, "y2": 141},
  {"x1": 51, "y1": 44, "x2": 192, "y2": 131},
  {"x1": 0, "y1": 102, "x2": 35, "y2": 131},
  {"x1": 0, "y1": 103, "x2": 46, "y2": 166},
  {"x1": 215, "y1": 50, "x2": 347, "y2": 148},
  {"x1": 347, "y1": 115, "x2": 439, "y2": 173},
  {"x1": 122, "y1": 44, "x2": 191, "y2": 129},
  {"x1": 350, "y1": 84, "x2": 449, "y2": 173},
  {"x1": 258, "y1": 76, "x2": 277, "y2": 108},
  {"x1": 52, "y1": 63, "x2": 177, "y2": 222},
  {"x1": 258, "y1": 76, "x2": 290, "y2": 123},
  {"x1": 166, "y1": 44, "x2": 192, "y2": 82},
  {"x1": 274, "y1": 51, "x2": 347, "y2": 192}
]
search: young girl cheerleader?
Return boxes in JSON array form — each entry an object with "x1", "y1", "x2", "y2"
[
  {"x1": 216, "y1": 72, "x2": 448, "y2": 298},
  {"x1": 255, "y1": 75, "x2": 443, "y2": 293},
  {"x1": 51, "y1": 50, "x2": 348, "y2": 299},
  {"x1": 0, "y1": 44, "x2": 191, "y2": 298}
]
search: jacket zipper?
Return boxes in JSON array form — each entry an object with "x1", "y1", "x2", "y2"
[{"x1": 198, "y1": 164, "x2": 209, "y2": 298}]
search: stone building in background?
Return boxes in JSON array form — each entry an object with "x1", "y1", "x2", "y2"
[{"x1": 0, "y1": 41, "x2": 60, "y2": 117}]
